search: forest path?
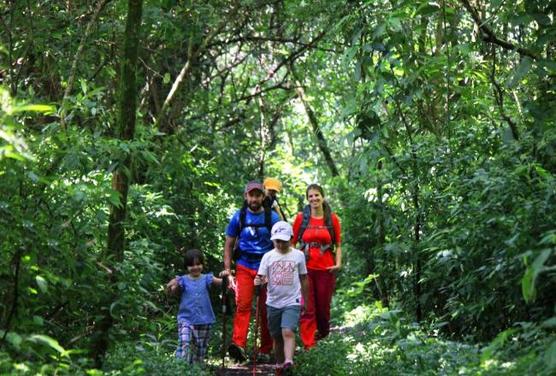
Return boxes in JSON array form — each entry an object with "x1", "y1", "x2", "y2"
[
  {"x1": 212, "y1": 325, "x2": 351, "y2": 375},
  {"x1": 215, "y1": 362, "x2": 278, "y2": 376}
]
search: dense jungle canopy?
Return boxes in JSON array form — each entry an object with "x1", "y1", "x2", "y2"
[{"x1": 1, "y1": 0, "x2": 555, "y2": 374}]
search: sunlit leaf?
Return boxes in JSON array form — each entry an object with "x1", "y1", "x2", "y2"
[
  {"x1": 14, "y1": 104, "x2": 56, "y2": 114},
  {"x1": 26, "y1": 334, "x2": 66, "y2": 355},
  {"x1": 35, "y1": 275, "x2": 48, "y2": 293},
  {"x1": 522, "y1": 249, "x2": 552, "y2": 303}
]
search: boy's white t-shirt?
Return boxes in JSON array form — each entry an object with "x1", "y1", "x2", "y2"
[{"x1": 258, "y1": 247, "x2": 307, "y2": 309}]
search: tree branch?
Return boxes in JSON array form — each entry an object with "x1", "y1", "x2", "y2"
[
  {"x1": 459, "y1": 0, "x2": 539, "y2": 60},
  {"x1": 60, "y1": 0, "x2": 113, "y2": 129},
  {"x1": 155, "y1": 23, "x2": 225, "y2": 128},
  {"x1": 490, "y1": 48, "x2": 519, "y2": 140},
  {"x1": 291, "y1": 67, "x2": 339, "y2": 177}
]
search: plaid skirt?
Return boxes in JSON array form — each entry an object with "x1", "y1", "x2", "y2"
[{"x1": 176, "y1": 321, "x2": 212, "y2": 364}]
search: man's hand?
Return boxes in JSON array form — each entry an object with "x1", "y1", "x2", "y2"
[{"x1": 219, "y1": 270, "x2": 231, "y2": 278}]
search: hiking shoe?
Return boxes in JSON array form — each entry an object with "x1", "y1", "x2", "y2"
[
  {"x1": 228, "y1": 343, "x2": 247, "y2": 363},
  {"x1": 314, "y1": 330, "x2": 321, "y2": 340},
  {"x1": 256, "y1": 352, "x2": 273, "y2": 363},
  {"x1": 282, "y1": 362, "x2": 294, "y2": 375}
]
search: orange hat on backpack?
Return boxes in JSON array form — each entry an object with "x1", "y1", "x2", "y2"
[{"x1": 263, "y1": 177, "x2": 282, "y2": 192}]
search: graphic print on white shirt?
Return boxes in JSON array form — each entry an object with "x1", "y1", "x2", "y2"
[{"x1": 270, "y1": 260, "x2": 295, "y2": 286}]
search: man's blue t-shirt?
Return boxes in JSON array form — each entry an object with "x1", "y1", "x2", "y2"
[
  {"x1": 226, "y1": 208, "x2": 280, "y2": 270},
  {"x1": 177, "y1": 273, "x2": 216, "y2": 325}
]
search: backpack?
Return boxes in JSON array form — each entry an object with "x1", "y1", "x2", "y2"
[
  {"x1": 263, "y1": 195, "x2": 287, "y2": 221},
  {"x1": 297, "y1": 204, "x2": 336, "y2": 253}
]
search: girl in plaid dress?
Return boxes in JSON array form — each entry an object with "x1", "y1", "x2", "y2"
[{"x1": 166, "y1": 249, "x2": 224, "y2": 364}]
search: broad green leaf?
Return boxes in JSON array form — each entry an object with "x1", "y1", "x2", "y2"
[
  {"x1": 481, "y1": 328, "x2": 516, "y2": 363},
  {"x1": 108, "y1": 190, "x2": 122, "y2": 208},
  {"x1": 0, "y1": 331, "x2": 23, "y2": 350},
  {"x1": 35, "y1": 275, "x2": 48, "y2": 293},
  {"x1": 506, "y1": 57, "x2": 532, "y2": 88},
  {"x1": 141, "y1": 150, "x2": 159, "y2": 164},
  {"x1": 534, "y1": 165, "x2": 550, "y2": 179},
  {"x1": 163, "y1": 72, "x2": 171, "y2": 84},
  {"x1": 27, "y1": 334, "x2": 66, "y2": 355},
  {"x1": 14, "y1": 104, "x2": 56, "y2": 114},
  {"x1": 33, "y1": 315, "x2": 44, "y2": 326},
  {"x1": 545, "y1": 340, "x2": 556, "y2": 370},
  {"x1": 522, "y1": 249, "x2": 552, "y2": 303},
  {"x1": 80, "y1": 79, "x2": 87, "y2": 94},
  {"x1": 541, "y1": 317, "x2": 556, "y2": 328},
  {"x1": 144, "y1": 300, "x2": 161, "y2": 312},
  {"x1": 415, "y1": 3, "x2": 440, "y2": 16}
]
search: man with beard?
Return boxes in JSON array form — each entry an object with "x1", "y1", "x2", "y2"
[{"x1": 222, "y1": 181, "x2": 280, "y2": 362}]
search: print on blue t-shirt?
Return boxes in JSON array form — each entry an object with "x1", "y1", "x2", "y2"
[{"x1": 226, "y1": 209, "x2": 280, "y2": 270}]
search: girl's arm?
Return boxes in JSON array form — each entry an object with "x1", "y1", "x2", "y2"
[
  {"x1": 165, "y1": 277, "x2": 182, "y2": 296},
  {"x1": 212, "y1": 276, "x2": 223, "y2": 286},
  {"x1": 212, "y1": 270, "x2": 233, "y2": 286}
]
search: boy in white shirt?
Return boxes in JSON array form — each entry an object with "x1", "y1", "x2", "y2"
[{"x1": 255, "y1": 221, "x2": 309, "y2": 374}]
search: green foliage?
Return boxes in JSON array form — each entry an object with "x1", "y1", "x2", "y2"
[
  {"x1": 297, "y1": 295, "x2": 554, "y2": 376},
  {"x1": 1, "y1": 0, "x2": 555, "y2": 372},
  {"x1": 103, "y1": 342, "x2": 210, "y2": 376}
]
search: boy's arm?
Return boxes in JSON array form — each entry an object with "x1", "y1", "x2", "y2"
[
  {"x1": 300, "y1": 274, "x2": 309, "y2": 311},
  {"x1": 254, "y1": 254, "x2": 268, "y2": 286}
]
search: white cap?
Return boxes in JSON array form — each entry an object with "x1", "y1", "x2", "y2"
[{"x1": 270, "y1": 221, "x2": 293, "y2": 241}]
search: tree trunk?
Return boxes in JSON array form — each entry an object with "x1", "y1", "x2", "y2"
[
  {"x1": 91, "y1": 0, "x2": 143, "y2": 367},
  {"x1": 291, "y1": 74, "x2": 339, "y2": 177}
]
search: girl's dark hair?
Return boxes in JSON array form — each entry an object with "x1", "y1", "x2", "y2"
[
  {"x1": 306, "y1": 184, "x2": 333, "y2": 217},
  {"x1": 183, "y1": 248, "x2": 204, "y2": 269}
]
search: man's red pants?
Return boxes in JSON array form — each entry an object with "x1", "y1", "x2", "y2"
[{"x1": 231, "y1": 264, "x2": 273, "y2": 353}]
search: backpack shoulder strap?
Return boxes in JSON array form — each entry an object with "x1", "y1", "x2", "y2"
[
  {"x1": 264, "y1": 205, "x2": 272, "y2": 231},
  {"x1": 238, "y1": 201, "x2": 248, "y2": 231},
  {"x1": 325, "y1": 210, "x2": 336, "y2": 246},
  {"x1": 298, "y1": 205, "x2": 311, "y2": 243},
  {"x1": 322, "y1": 201, "x2": 336, "y2": 247},
  {"x1": 274, "y1": 197, "x2": 287, "y2": 221}
]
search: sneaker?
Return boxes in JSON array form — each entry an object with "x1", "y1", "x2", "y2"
[
  {"x1": 282, "y1": 361, "x2": 294, "y2": 375},
  {"x1": 228, "y1": 343, "x2": 247, "y2": 363}
]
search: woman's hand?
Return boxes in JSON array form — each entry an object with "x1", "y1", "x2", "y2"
[{"x1": 326, "y1": 264, "x2": 341, "y2": 273}]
